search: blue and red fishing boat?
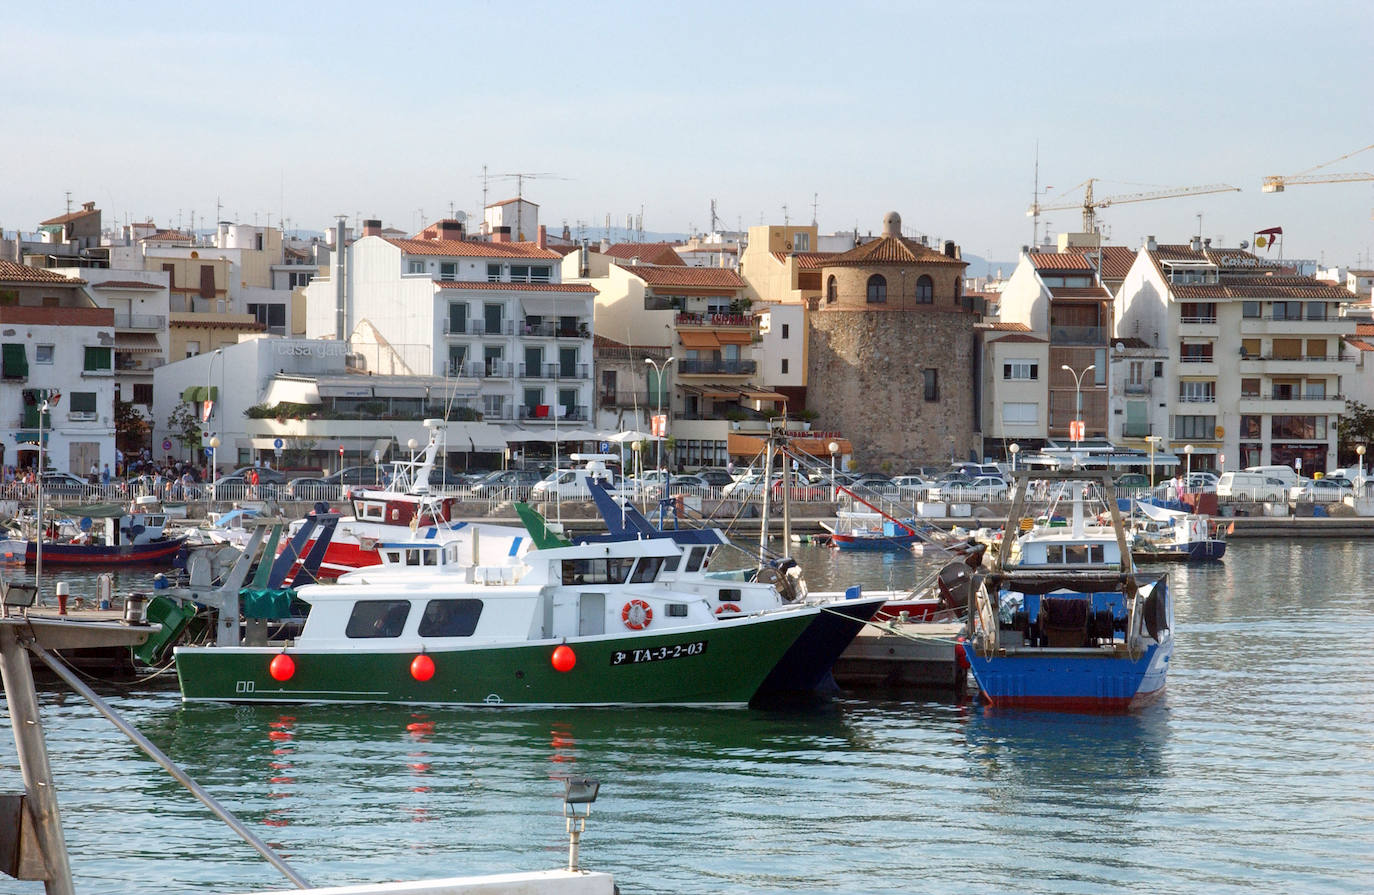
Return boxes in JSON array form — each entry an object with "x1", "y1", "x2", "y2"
[
  {"x1": 963, "y1": 471, "x2": 1173, "y2": 712},
  {"x1": 7, "y1": 497, "x2": 186, "y2": 567}
]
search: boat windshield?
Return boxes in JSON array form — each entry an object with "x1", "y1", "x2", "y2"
[{"x1": 561, "y1": 557, "x2": 634, "y2": 585}]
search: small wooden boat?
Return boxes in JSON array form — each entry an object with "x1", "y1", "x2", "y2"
[
  {"x1": 11, "y1": 497, "x2": 185, "y2": 567},
  {"x1": 1128, "y1": 502, "x2": 1227, "y2": 563}
]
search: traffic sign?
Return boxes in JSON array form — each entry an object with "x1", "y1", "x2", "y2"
[
  {"x1": 273, "y1": 437, "x2": 284, "y2": 449},
  {"x1": 600, "y1": 440, "x2": 610, "y2": 453},
  {"x1": 161, "y1": 439, "x2": 172, "y2": 451}
]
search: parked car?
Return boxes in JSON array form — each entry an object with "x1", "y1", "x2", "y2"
[
  {"x1": 225, "y1": 465, "x2": 288, "y2": 485},
  {"x1": 694, "y1": 468, "x2": 735, "y2": 487},
  {"x1": 669, "y1": 474, "x2": 710, "y2": 491},
  {"x1": 467, "y1": 468, "x2": 545, "y2": 497},
  {"x1": 211, "y1": 474, "x2": 281, "y2": 499},
  {"x1": 722, "y1": 472, "x2": 783, "y2": 499},
  {"x1": 1114, "y1": 473, "x2": 1150, "y2": 490},
  {"x1": 1291, "y1": 478, "x2": 1351, "y2": 502},
  {"x1": 890, "y1": 475, "x2": 931, "y2": 496},
  {"x1": 529, "y1": 467, "x2": 620, "y2": 501},
  {"x1": 939, "y1": 475, "x2": 1008, "y2": 500},
  {"x1": 1216, "y1": 472, "x2": 1286, "y2": 502},
  {"x1": 39, "y1": 472, "x2": 92, "y2": 496}
]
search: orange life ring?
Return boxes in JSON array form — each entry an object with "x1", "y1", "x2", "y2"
[
  {"x1": 714, "y1": 603, "x2": 742, "y2": 616},
  {"x1": 621, "y1": 599, "x2": 653, "y2": 630}
]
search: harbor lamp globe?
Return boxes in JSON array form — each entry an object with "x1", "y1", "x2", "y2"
[
  {"x1": 1008, "y1": 443, "x2": 1020, "y2": 471},
  {"x1": 1358, "y1": 444, "x2": 1366, "y2": 494},
  {"x1": 208, "y1": 436, "x2": 220, "y2": 491},
  {"x1": 828, "y1": 440, "x2": 840, "y2": 498},
  {"x1": 1184, "y1": 443, "x2": 1195, "y2": 487}
]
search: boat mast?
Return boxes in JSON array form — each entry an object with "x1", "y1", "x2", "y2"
[
  {"x1": 776, "y1": 417, "x2": 792, "y2": 551},
  {"x1": 758, "y1": 438, "x2": 773, "y2": 565}
]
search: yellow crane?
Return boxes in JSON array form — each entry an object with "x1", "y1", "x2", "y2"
[
  {"x1": 1261, "y1": 143, "x2": 1374, "y2": 192},
  {"x1": 1028, "y1": 178, "x2": 1242, "y2": 234}
]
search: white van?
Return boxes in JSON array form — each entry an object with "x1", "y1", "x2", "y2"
[
  {"x1": 1243, "y1": 465, "x2": 1300, "y2": 488},
  {"x1": 1218, "y1": 471, "x2": 1286, "y2": 501}
]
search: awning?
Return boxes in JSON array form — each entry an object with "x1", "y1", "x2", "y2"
[
  {"x1": 701, "y1": 385, "x2": 743, "y2": 399},
  {"x1": 114, "y1": 333, "x2": 162, "y2": 354},
  {"x1": 678, "y1": 331, "x2": 720, "y2": 349},
  {"x1": 445, "y1": 423, "x2": 510, "y2": 452},
  {"x1": 728, "y1": 433, "x2": 852, "y2": 458},
  {"x1": 372, "y1": 384, "x2": 428, "y2": 399},
  {"x1": 181, "y1": 385, "x2": 218, "y2": 402},
  {"x1": 372, "y1": 438, "x2": 392, "y2": 459},
  {"x1": 317, "y1": 382, "x2": 374, "y2": 399},
  {"x1": 741, "y1": 388, "x2": 787, "y2": 401},
  {"x1": 263, "y1": 377, "x2": 322, "y2": 406},
  {"x1": 715, "y1": 330, "x2": 753, "y2": 345},
  {"x1": 518, "y1": 298, "x2": 566, "y2": 316}
]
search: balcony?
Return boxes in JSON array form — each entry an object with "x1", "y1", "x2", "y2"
[
  {"x1": 457, "y1": 362, "x2": 514, "y2": 379},
  {"x1": 674, "y1": 312, "x2": 755, "y2": 329},
  {"x1": 517, "y1": 363, "x2": 590, "y2": 380},
  {"x1": 678, "y1": 359, "x2": 757, "y2": 376},
  {"x1": 519, "y1": 405, "x2": 589, "y2": 422},
  {"x1": 600, "y1": 390, "x2": 650, "y2": 408},
  {"x1": 1240, "y1": 315, "x2": 1349, "y2": 335},
  {"x1": 1049, "y1": 325, "x2": 1106, "y2": 345},
  {"x1": 1178, "y1": 317, "x2": 1218, "y2": 338},
  {"x1": 446, "y1": 320, "x2": 516, "y2": 337},
  {"x1": 1176, "y1": 394, "x2": 1217, "y2": 405},
  {"x1": 1237, "y1": 354, "x2": 1355, "y2": 375},
  {"x1": 1238, "y1": 393, "x2": 1346, "y2": 415},
  {"x1": 112, "y1": 312, "x2": 166, "y2": 330},
  {"x1": 519, "y1": 321, "x2": 590, "y2": 339},
  {"x1": 1124, "y1": 382, "x2": 1151, "y2": 395}
]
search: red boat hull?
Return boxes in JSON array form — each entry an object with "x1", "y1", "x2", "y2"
[{"x1": 26, "y1": 537, "x2": 185, "y2": 566}]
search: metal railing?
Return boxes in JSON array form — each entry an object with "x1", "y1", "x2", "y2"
[
  {"x1": 517, "y1": 363, "x2": 590, "y2": 379},
  {"x1": 1049, "y1": 325, "x2": 1105, "y2": 344},
  {"x1": 674, "y1": 312, "x2": 754, "y2": 328},
  {"x1": 1179, "y1": 316, "x2": 1217, "y2": 324},
  {"x1": 518, "y1": 405, "x2": 589, "y2": 421},
  {"x1": 1265, "y1": 392, "x2": 1340, "y2": 401},
  {"x1": 677, "y1": 359, "x2": 756, "y2": 375},
  {"x1": 520, "y1": 322, "x2": 590, "y2": 338},
  {"x1": 1178, "y1": 355, "x2": 1214, "y2": 364},
  {"x1": 112, "y1": 312, "x2": 167, "y2": 329}
]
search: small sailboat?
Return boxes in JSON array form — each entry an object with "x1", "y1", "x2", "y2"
[{"x1": 1128, "y1": 500, "x2": 1227, "y2": 563}]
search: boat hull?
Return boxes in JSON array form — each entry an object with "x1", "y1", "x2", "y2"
[
  {"x1": 965, "y1": 637, "x2": 1172, "y2": 712},
  {"x1": 753, "y1": 596, "x2": 887, "y2": 696},
  {"x1": 24, "y1": 537, "x2": 185, "y2": 566},
  {"x1": 174, "y1": 611, "x2": 816, "y2": 707},
  {"x1": 1133, "y1": 539, "x2": 1226, "y2": 563},
  {"x1": 830, "y1": 533, "x2": 920, "y2": 551}
]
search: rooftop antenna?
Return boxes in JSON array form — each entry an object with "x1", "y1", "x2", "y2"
[
  {"x1": 782, "y1": 203, "x2": 790, "y2": 227},
  {"x1": 64, "y1": 191, "x2": 72, "y2": 215},
  {"x1": 710, "y1": 198, "x2": 719, "y2": 234},
  {"x1": 1196, "y1": 213, "x2": 1204, "y2": 240},
  {"x1": 810, "y1": 192, "x2": 819, "y2": 227},
  {"x1": 215, "y1": 195, "x2": 223, "y2": 223}
]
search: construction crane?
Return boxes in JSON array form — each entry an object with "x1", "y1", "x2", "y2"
[
  {"x1": 1028, "y1": 178, "x2": 1242, "y2": 234},
  {"x1": 1262, "y1": 143, "x2": 1374, "y2": 193}
]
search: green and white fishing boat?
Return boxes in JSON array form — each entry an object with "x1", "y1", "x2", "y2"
[{"x1": 174, "y1": 531, "x2": 855, "y2": 707}]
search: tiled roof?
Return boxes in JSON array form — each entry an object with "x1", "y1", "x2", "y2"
[
  {"x1": 486, "y1": 197, "x2": 539, "y2": 208},
  {"x1": 1095, "y1": 246, "x2": 1137, "y2": 280},
  {"x1": 621, "y1": 265, "x2": 744, "y2": 289},
  {"x1": 141, "y1": 229, "x2": 193, "y2": 242},
  {"x1": 1048, "y1": 285, "x2": 1112, "y2": 300},
  {"x1": 602, "y1": 243, "x2": 685, "y2": 266},
  {"x1": 39, "y1": 206, "x2": 99, "y2": 226},
  {"x1": 977, "y1": 321, "x2": 1032, "y2": 332},
  {"x1": 1355, "y1": 323, "x2": 1374, "y2": 336},
  {"x1": 592, "y1": 334, "x2": 671, "y2": 352},
  {"x1": 0, "y1": 261, "x2": 86, "y2": 285},
  {"x1": 1114, "y1": 336, "x2": 1152, "y2": 349},
  {"x1": 770, "y1": 251, "x2": 835, "y2": 270},
  {"x1": 1349, "y1": 269, "x2": 1374, "y2": 277},
  {"x1": 1344, "y1": 337, "x2": 1374, "y2": 352},
  {"x1": 92, "y1": 280, "x2": 162, "y2": 289},
  {"x1": 1029, "y1": 252, "x2": 1095, "y2": 271},
  {"x1": 990, "y1": 332, "x2": 1047, "y2": 342},
  {"x1": 1169, "y1": 279, "x2": 1352, "y2": 300},
  {"x1": 433, "y1": 280, "x2": 596, "y2": 293},
  {"x1": 384, "y1": 237, "x2": 560, "y2": 259},
  {"x1": 826, "y1": 235, "x2": 966, "y2": 267}
]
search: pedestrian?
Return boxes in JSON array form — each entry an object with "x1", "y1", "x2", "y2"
[{"x1": 101, "y1": 463, "x2": 111, "y2": 486}]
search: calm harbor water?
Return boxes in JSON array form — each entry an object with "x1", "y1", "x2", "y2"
[{"x1": 3, "y1": 540, "x2": 1373, "y2": 894}]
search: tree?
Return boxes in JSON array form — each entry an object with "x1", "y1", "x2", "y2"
[
  {"x1": 167, "y1": 402, "x2": 202, "y2": 458},
  {"x1": 114, "y1": 399, "x2": 150, "y2": 455},
  {"x1": 1337, "y1": 399, "x2": 1374, "y2": 465}
]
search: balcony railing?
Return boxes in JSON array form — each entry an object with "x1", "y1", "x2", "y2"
[
  {"x1": 1266, "y1": 392, "x2": 1340, "y2": 401},
  {"x1": 1179, "y1": 316, "x2": 1217, "y2": 324},
  {"x1": 1124, "y1": 382, "x2": 1150, "y2": 394},
  {"x1": 600, "y1": 390, "x2": 650, "y2": 407},
  {"x1": 455, "y1": 362, "x2": 514, "y2": 379},
  {"x1": 517, "y1": 363, "x2": 590, "y2": 380},
  {"x1": 674, "y1": 312, "x2": 755, "y2": 328},
  {"x1": 519, "y1": 405, "x2": 589, "y2": 421},
  {"x1": 112, "y1": 312, "x2": 166, "y2": 330},
  {"x1": 446, "y1": 320, "x2": 516, "y2": 336},
  {"x1": 1244, "y1": 354, "x2": 1351, "y2": 363},
  {"x1": 520, "y1": 321, "x2": 590, "y2": 338},
  {"x1": 1049, "y1": 325, "x2": 1105, "y2": 344},
  {"x1": 1177, "y1": 394, "x2": 1216, "y2": 403},
  {"x1": 1178, "y1": 355, "x2": 1214, "y2": 364},
  {"x1": 678, "y1": 359, "x2": 757, "y2": 375}
]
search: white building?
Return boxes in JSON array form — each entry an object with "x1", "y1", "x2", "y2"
[
  {"x1": 1115, "y1": 237, "x2": 1355, "y2": 473},
  {"x1": 0, "y1": 262, "x2": 116, "y2": 475},
  {"x1": 302, "y1": 221, "x2": 596, "y2": 427},
  {"x1": 977, "y1": 322, "x2": 1050, "y2": 456}
]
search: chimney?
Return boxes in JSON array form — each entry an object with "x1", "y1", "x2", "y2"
[
  {"x1": 943, "y1": 240, "x2": 956, "y2": 259},
  {"x1": 579, "y1": 239, "x2": 590, "y2": 278},
  {"x1": 436, "y1": 220, "x2": 462, "y2": 240},
  {"x1": 82, "y1": 201, "x2": 95, "y2": 212},
  {"x1": 1190, "y1": 235, "x2": 1203, "y2": 251},
  {"x1": 561, "y1": 224, "x2": 571, "y2": 240},
  {"x1": 494, "y1": 226, "x2": 511, "y2": 244},
  {"x1": 537, "y1": 224, "x2": 547, "y2": 250},
  {"x1": 362, "y1": 219, "x2": 382, "y2": 238},
  {"x1": 599, "y1": 238, "x2": 610, "y2": 253},
  {"x1": 1146, "y1": 235, "x2": 1158, "y2": 251}
]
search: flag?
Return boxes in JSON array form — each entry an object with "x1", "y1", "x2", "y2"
[
  {"x1": 1254, "y1": 226, "x2": 1282, "y2": 252},
  {"x1": 201, "y1": 400, "x2": 214, "y2": 422},
  {"x1": 651, "y1": 414, "x2": 667, "y2": 437}
]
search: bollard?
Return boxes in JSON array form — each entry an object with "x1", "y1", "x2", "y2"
[{"x1": 56, "y1": 581, "x2": 69, "y2": 615}]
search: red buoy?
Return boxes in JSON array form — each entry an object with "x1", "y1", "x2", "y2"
[
  {"x1": 268, "y1": 653, "x2": 295, "y2": 681},
  {"x1": 411, "y1": 654, "x2": 436, "y2": 681},
  {"x1": 551, "y1": 644, "x2": 576, "y2": 673}
]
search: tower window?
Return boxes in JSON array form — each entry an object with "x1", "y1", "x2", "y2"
[{"x1": 866, "y1": 274, "x2": 887, "y2": 304}]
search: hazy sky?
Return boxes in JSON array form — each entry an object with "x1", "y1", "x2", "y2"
[{"x1": 4, "y1": 0, "x2": 1372, "y2": 266}]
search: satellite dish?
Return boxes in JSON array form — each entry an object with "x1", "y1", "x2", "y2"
[
  {"x1": 1239, "y1": 240, "x2": 1250, "y2": 249},
  {"x1": 1115, "y1": 342, "x2": 1125, "y2": 352}
]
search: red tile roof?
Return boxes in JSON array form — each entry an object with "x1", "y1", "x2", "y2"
[
  {"x1": 827, "y1": 235, "x2": 966, "y2": 267},
  {"x1": 990, "y1": 332, "x2": 1047, "y2": 343},
  {"x1": 433, "y1": 280, "x2": 596, "y2": 293},
  {"x1": 1355, "y1": 323, "x2": 1374, "y2": 336},
  {"x1": 141, "y1": 229, "x2": 193, "y2": 242},
  {"x1": 384, "y1": 237, "x2": 560, "y2": 259},
  {"x1": 601, "y1": 243, "x2": 685, "y2": 266},
  {"x1": 1047, "y1": 285, "x2": 1112, "y2": 300},
  {"x1": 39, "y1": 205, "x2": 99, "y2": 226},
  {"x1": 486, "y1": 197, "x2": 539, "y2": 208},
  {"x1": 1093, "y1": 246, "x2": 1136, "y2": 280},
  {"x1": 621, "y1": 265, "x2": 745, "y2": 289},
  {"x1": 1029, "y1": 252, "x2": 1095, "y2": 271},
  {"x1": 1344, "y1": 337, "x2": 1374, "y2": 352},
  {"x1": 977, "y1": 321, "x2": 1032, "y2": 331},
  {"x1": 770, "y1": 251, "x2": 835, "y2": 270},
  {"x1": 0, "y1": 261, "x2": 86, "y2": 285},
  {"x1": 1169, "y1": 279, "x2": 1352, "y2": 300},
  {"x1": 92, "y1": 280, "x2": 162, "y2": 289}
]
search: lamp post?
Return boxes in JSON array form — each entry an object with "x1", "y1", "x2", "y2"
[
  {"x1": 643, "y1": 356, "x2": 677, "y2": 477},
  {"x1": 206, "y1": 348, "x2": 222, "y2": 471},
  {"x1": 1358, "y1": 444, "x2": 1366, "y2": 497},
  {"x1": 1146, "y1": 435, "x2": 1161, "y2": 489},
  {"x1": 1060, "y1": 363, "x2": 1095, "y2": 443},
  {"x1": 35, "y1": 397, "x2": 52, "y2": 603},
  {"x1": 1008, "y1": 442, "x2": 1020, "y2": 471},
  {"x1": 1184, "y1": 443, "x2": 1194, "y2": 492},
  {"x1": 828, "y1": 440, "x2": 840, "y2": 501},
  {"x1": 208, "y1": 436, "x2": 220, "y2": 499}
]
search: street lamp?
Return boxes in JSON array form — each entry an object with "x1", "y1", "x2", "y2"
[
  {"x1": 1357, "y1": 444, "x2": 1366, "y2": 497},
  {"x1": 208, "y1": 436, "x2": 220, "y2": 498},
  {"x1": 1184, "y1": 443, "x2": 1195, "y2": 492},
  {"x1": 1146, "y1": 435, "x2": 1161, "y2": 489},
  {"x1": 1008, "y1": 442, "x2": 1020, "y2": 471},
  {"x1": 828, "y1": 440, "x2": 840, "y2": 501},
  {"x1": 643, "y1": 356, "x2": 677, "y2": 476},
  {"x1": 206, "y1": 348, "x2": 222, "y2": 469},
  {"x1": 1060, "y1": 363, "x2": 1095, "y2": 443}
]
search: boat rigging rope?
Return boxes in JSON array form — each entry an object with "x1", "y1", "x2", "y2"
[{"x1": 817, "y1": 605, "x2": 962, "y2": 644}]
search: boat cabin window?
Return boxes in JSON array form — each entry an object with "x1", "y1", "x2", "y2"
[
  {"x1": 345, "y1": 600, "x2": 411, "y2": 638},
  {"x1": 383, "y1": 550, "x2": 402, "y2": 563},
  {"x1": 719, "y1": 588, "x2": 741, "y2": 603},
  {"x1": 665, "y1": 603, "x2": 688, "y2": 617},
  {"x1": 561, "y1": 557, "x2": 635, "y2": 585},
  {"x1": 444, "y1": 544, "x2": 459, "y2": 563},
  {"x1": 685, "y1": 548, "x2": 705, "y2": 573},
  {"x1": 661, "y1": 554, "x2": 681, "y2": 573},
  {"x1": 1044, "y1": 544, "x2": 1105, "y2": 564},
  {"x1": 358, "y1": 502, "x2": 386, "y2": 521},
  {"x1": 630, "y1": 557, "x2": 664, "y2": 583},
  {"x1": 418, "y1": 599, "x2": 483, "y2": 637},
  {"x1": 399, "y1": 547, "x2": 442, "y2": 567}
]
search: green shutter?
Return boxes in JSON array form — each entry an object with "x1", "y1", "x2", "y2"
[
  {"x1": 2, "y1": 344, "x2": 28, "y2": 379},
  {"x1": 1124, "y1": 401, "x2": 1148, "y2": 437},
  {"x1": 83, "y1": 346, "x2": 112, "y2": 372}
]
